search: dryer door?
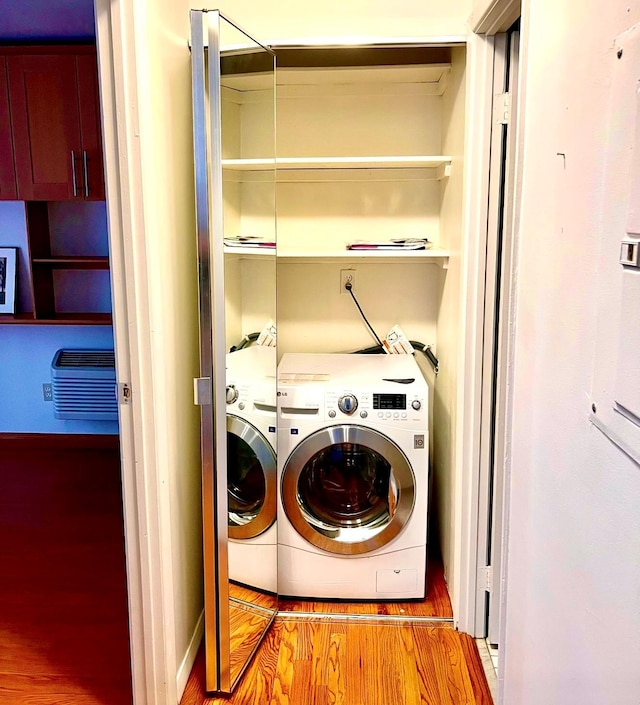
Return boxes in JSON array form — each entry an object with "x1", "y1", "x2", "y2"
[
  {"x1": 281, "y1": 425, "x2": 415, "y2": 555},
  {"x1": 227, "y1": 415, "x2": 276, "y2": 539}
]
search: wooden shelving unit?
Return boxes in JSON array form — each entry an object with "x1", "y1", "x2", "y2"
[{"x1": 15, "y1": 201, "x2": 113, "y2": 325}]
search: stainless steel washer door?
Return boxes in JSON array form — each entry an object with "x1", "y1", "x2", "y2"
[
  {"x1": 281, "y1": 425, "x2": 415, "y2": 555},
  {"x1": 227, "y1": 415, "x2": 276, "y2": 540}
]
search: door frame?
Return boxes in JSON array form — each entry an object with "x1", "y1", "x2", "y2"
[
  {"x1": 455, "y1": 0, "x2": 522, "y2": 644},
  {"x1": 95, "y1": 2, "x2": 178, "y2": 704},
  {"x1": 93, "y1": 0, "x2": 526, "y2": 701}
]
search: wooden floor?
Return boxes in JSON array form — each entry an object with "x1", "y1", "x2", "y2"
[
  {"x1": 0, "y1": 437, "x2": 133, "y2": 705},
  {"x1": 181, "y1": 620, "x2": 493, "y2": 705},
  {"x1": 183, "y1": 544, "x2": 491, "y2": 705}
]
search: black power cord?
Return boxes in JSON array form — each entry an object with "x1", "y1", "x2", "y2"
[
  {"x1": 345, "y1": 282, "x2": 384, "y2": 348},
  {"x1": 344, "y1": 283, "x2": 440, "y2": 373},
  {"x1": 229, "y1": 332, "x2": 260, "y2": 352}
]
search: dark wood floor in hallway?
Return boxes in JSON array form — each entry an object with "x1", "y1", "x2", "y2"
[{"x1": 0, "y1": 436, "x2": 133, "y2": 705}]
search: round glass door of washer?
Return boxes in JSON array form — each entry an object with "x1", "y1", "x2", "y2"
[
  {"x1": 227, "y1": 415, "x2": 277, "y2": 540},
  {"x1": 280, "y1": 425, "x2": 415, "y2": 555}
]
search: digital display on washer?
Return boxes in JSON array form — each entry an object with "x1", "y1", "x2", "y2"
[{"x1": 373, "y1": 393, "x2": 406, "y2": 410}]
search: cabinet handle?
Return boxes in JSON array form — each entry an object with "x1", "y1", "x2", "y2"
[
  {"x1": 71, "y1": 151, "x2": 78, "y2": 197},
  {"x1": 82, "y1": 150, "x2": 90, "y2": 198}
]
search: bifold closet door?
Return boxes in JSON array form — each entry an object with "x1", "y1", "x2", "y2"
[{"x1": 190, "y1": 9, "x2": 277, "y2": 694}]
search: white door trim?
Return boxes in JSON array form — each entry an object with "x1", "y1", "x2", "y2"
[
  {"x1": 453, "y1": 31, "x2": 496, "y2": 635},
  {"x1": 471, "y1": 0, "x2": 521, "y2": 35},
  {"x1": 95, "y1": 2, "x2": 178, "y2": 704}
]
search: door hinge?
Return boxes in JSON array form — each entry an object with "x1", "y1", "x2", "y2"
[
  {"x1": 480, "y1": 565, "x2": 494, "y2": 592},
  {"x1": 494, "y1": 92, "x2": 511, "y2": 125},
  {"x1": 194, "y1": 377, "x2": 212, "y2": 406},
  {"x1": 118, "y1": 382, "x2": 131, "y2": 405}
]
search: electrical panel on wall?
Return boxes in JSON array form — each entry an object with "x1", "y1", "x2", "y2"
[{"x1": 591, "y1": 22, "x2": 640, "y2": 462}]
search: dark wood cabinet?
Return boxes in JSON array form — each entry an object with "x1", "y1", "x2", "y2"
[
  {"x1": 6, "y1": 47, "x2": 105, "y2": 202},
  {"x1": 0, "y1": 46, "x2": 110, "y2": 326},
  {"x1": 0, "y1": 57, "x2": 17, "y2": 200}
]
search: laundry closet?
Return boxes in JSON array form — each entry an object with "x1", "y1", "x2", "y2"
[{"x1": 191, "y1": 9, "x2": 472, "y2": 693}]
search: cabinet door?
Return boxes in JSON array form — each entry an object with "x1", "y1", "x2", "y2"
[
  {"x1": 76, "y1": 54, "x2": 105, "y2": 201},
  {"x1": 0, "y1": 57, "x2": 17, "y2": 200},
  {"x1": 8, "y1": 54, "x2": 82, "y2": 200}
]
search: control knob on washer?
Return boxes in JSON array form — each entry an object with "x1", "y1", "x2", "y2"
[
  {"x1": 338, "y1": 393, "x2": 358, "y2": 414},
  {"x1": 226, "y1": 385, "x2": 239, "y2": 404},
  {"x1": 411, "y1": 399, "x2": 422, "y2": 411}
]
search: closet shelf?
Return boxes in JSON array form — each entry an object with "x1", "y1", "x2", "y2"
[
  {"x1": 277, "y1": 247, "x2": 450, "y2": 267},
  {"x1": 31, "y1": 255, "x2": 110, "y2": 269},
  {"x1": 0, "y1": 312, "x2": 112, "y2": 325},
  {"x1": 223, "y1": 246, "x2": 276, "y2": 259},
  {"x1": 222, "y1": 156, "x2": 452, "y2": 182}
]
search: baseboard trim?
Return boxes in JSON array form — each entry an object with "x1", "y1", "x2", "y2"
[
  {"x1": 177, "y1": 609, "x2": 205, "y2": 701},
  {"x1": 0, "y1": 433, "x2": 120, "y2": 450}
]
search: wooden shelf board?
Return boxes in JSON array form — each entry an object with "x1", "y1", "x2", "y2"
[
  {"x1": 0, "y1": 312, "x2": 112, "y2": 325},
  {"x1": 32, "y1": 255, "x2": 110, "y2": 270},
  {"x1": 0, "y1": 312, "x2": 36, "y2": 323}
]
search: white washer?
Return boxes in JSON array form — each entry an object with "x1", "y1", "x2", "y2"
[
  {"x1": 277, "y1": 353, "x2": 429, "y2": 600},
  {"x1": 226, "y1": 346, "x2": 277, "y2": 593}
]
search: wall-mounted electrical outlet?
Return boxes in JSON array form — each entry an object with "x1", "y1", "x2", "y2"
[
  {"x1": 340, "y1": 269, "x2": 356, "y2": 294},
  {"x1": 42, "y1": 383, "x2": 53, "y2": 401}
]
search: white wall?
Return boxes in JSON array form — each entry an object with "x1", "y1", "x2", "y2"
[
  {"x1": 502, "y1": 2, "x2": 640, "y2": 703},
  {"x1": 191, "y1": 0, "x2": 471, "y2": 43}
]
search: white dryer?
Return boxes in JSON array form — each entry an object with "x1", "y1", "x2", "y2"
[
  {"x1": 226, "y1": 346, "x2": 277, "y2": 593},
  {"x1": 277, "y1": 353, "x2": 429, "y2": 600}
]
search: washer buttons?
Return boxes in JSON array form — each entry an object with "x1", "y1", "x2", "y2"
[
  {"x1": 378, "y1": 412, "x2": 384, "y2": 418},
  {"x1": 360, "y1": 410, "x2": 368, "y2": 419},
  {"x1": 328, "y1": 410, "x2": 336, "y2": 418},
  {"x1": 385, "y1": 412, "x2": 392, "y2": 419},
  {"x1": 393, "y1": 412, "x2": 399, "y2": 419},
  {"x1": 238, "y1": 402, "x2": 245, "y2": 411},
  {"x1": 402, "y1": 412, "x2": 408, "y2": 419},
  {"x1": 412, "y1": 400, "x2": 422, "y2": 411}
]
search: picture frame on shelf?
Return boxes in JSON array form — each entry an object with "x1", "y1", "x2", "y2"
[{"x1": 0, "y1": 247, "x2": 18, "y2": 314}]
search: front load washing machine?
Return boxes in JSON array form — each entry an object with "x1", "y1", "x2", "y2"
[
  {"x1": 226, "y1": 346, "x2": 277, "y2": 593},
  {"x1": 277, "y1": 353, "x2": 429, "y2": 600}
]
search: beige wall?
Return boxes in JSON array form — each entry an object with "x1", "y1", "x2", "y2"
[
  {"x1": 126, "y1": 0, "x2": 203, "y2": 692},
  {"x1": 432, "y1": 46, "x2": 466, "y2": 606},
  {"x1": 139, "y1": 0, "x2": 202, "y2": 688},
  {"x1": 191, "y1": 0, "x2": 470, "y2": 43}
]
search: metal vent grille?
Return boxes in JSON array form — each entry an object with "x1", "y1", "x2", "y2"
[
  {"x1": 51, "y1": 349, "x2": 118, "y2": 421},
  {"x1": 56, "y1": 350, "x2": 116, "y2": 368}
]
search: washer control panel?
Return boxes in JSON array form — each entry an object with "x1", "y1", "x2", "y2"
[{"x1": 324, "y1": 388, "x2": 426, "y2": 425}]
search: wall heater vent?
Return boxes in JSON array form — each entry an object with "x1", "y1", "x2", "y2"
[{"x1": 51, "y1": 349, "x2": 118, "y2": 421}]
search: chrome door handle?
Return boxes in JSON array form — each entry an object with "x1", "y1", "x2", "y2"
[
  {"x1": 82, "y1": 150, "x2": 89, "y2": 198},
  {"x1": 71, "y1": 150, "x2": 78, "y2": 197}
]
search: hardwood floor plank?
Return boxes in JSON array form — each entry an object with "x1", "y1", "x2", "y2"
[
  {"x1": 458, "y1": 634, "x2": 494, "y2": 705},
  {"x1": 270, "y1": 620, "x2": 298, "y2": 705},
  {"x1": 326, "y1": 630, "x2": 346, "y2": 705},
  {"x1": 397, "y1": 624, "x2": 423, "y2": 704}
]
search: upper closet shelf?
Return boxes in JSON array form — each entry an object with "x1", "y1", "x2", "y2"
[
  {"x1": 278, "y1": 247, "x2": 450, "y2": 268},
  {"x1": 222, "y1": 156, "x2": 452, "y2": 182}
]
